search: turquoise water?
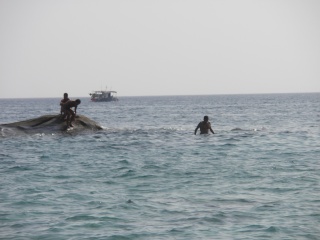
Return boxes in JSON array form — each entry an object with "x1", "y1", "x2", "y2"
[{"x1": 1, "y1": 93, "x2": 319, "y2": 239}]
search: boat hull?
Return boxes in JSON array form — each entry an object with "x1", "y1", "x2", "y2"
[{"x1": 91, "y1": 98, "x2": 118, "y2": 102}]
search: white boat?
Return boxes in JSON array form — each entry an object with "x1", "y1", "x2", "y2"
[{"x1": 89, "y1": 90, "x2": 118, "y2": 102}]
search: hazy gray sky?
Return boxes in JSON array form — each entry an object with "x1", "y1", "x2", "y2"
[{"x1": 1, "y1": 0, "x2": 319, "y2": 98}]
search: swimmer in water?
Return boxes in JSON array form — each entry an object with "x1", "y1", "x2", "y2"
[{"x1": 194, "y1": 115, "x2": 214, "y2": 135}]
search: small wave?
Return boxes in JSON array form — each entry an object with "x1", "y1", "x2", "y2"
[
  {"x1": 221, "y1": 143, "x2": 237, "y2": 147},
  {"x1": 9, "y1": 165, "x2": 32, "y2": 171},
  {"x1": 200, "y1": 216, "x2": 224, "y2": 224},
  {"x1": 40, "y1": 155, "x2": 50, "y2": 160},
  {"x1": 0, "y1": 127, "x2": 22, "y2": 138},
  {"x1": 231, "y1": 127, "x2": 267, "y2": 132},
  {"x1": 231, "y1": 127, "x2": 244, "y2": 131},
  {"x1": 66, "y1": 214, "x2": 99, "y2": 221},
  {"x1": 101, "y1": 126, "x2": 186, "y2": 136},
  {"x1": 265, "y1": 226, "x2": 278, "y2": 232},
  {"x1": 33, "y1": 133, "x2": 46, "y2": 137}
]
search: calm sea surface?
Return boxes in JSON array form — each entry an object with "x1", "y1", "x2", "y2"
[{"x1": 0, "y1": 93, "x2": 319, "y2": 239}]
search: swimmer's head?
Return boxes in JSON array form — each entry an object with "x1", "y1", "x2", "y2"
[
  {"x1": 75, "y1": 99, "x2": 81, "y2": 104},
  {"x1": 204, "y1": 116, "x2": 209, "y2": 122}
]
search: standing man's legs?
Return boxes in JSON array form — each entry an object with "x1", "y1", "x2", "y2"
[
  {"x1": 67, "y1": 110, "x2": 75, "y2": 127},
  {"x1": 66, "y1": 109, "x2": 74, "y2": 127}
]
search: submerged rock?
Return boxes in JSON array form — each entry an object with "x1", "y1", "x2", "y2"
[{"x1": 0, "y1": 114, "x2": 103, "y2": 135}]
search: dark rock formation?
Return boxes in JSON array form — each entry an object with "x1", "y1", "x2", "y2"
[{"x1": 0, "y1": 114, "x2": 103, "y2": 135}]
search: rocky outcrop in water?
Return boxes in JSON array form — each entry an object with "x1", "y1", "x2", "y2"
[{"x1": 0, "y1": 114, "x2": 103, "y2": 135}]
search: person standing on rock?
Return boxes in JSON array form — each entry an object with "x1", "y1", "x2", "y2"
[
  {"x1": 60, "y1": 93, "x2": 70, "y2": 119},
  {"x1": 62, "y1": 99, "x2": 81, "y2": 127}
]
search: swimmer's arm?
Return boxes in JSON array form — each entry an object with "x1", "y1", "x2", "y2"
[
  {"x1": 208, "y1": 122, "x2": 214, "y2": 134},
  {"x1": 194, "y1": 123, "x2": 200, "y2": 135}
]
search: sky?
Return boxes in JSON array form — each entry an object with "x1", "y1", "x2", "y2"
[{"x1": 0, "y1": 0, "x2": 319, "y2": 98}]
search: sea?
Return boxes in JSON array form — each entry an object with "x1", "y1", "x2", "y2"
[{"x1": 0, "y1": 93, "x2": 319, "y2": 240}]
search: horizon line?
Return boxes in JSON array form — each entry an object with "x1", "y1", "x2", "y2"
[{"x1": 0, "y1": 91, "x2": 319, "y2": 99}]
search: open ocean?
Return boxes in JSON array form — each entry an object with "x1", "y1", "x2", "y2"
[{"x1": 0, "y1": 93, "x2": 319, "y2": 240}]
